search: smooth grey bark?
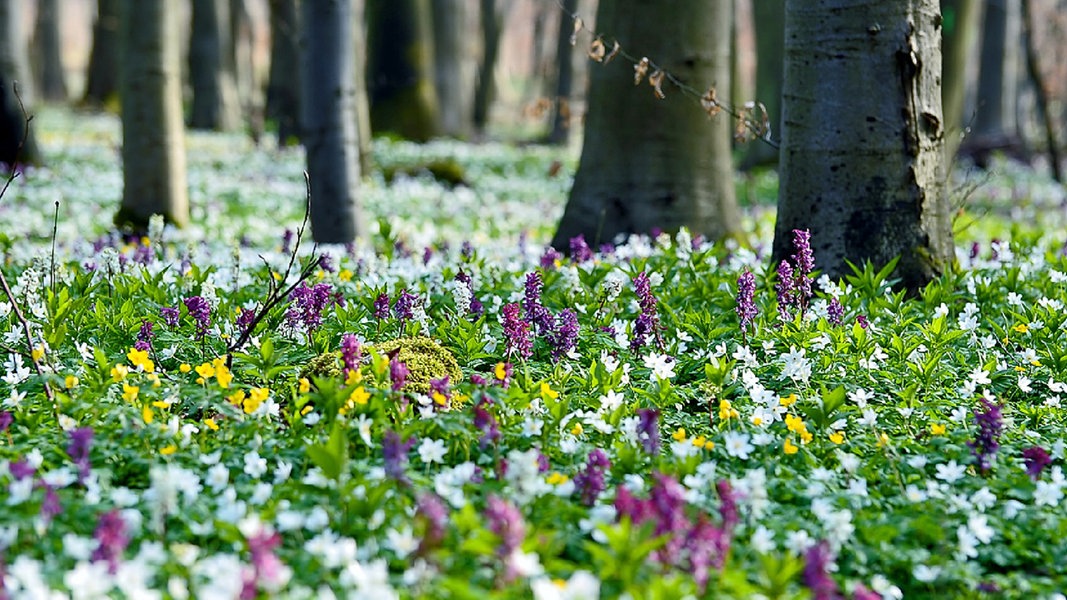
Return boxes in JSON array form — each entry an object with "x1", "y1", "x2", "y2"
[
  {"x1": 551, "y1": 0, "x2": 741, "y2": 249},
  {"x1": 85, "y1": 0, "x2": 121, "y2": 107},
  {"x1": 33, "y1": 0, "x2": 67, "y2": 101},
  {"x1": 0, "y1": 0, "x2": 35, "y2": 106},
  {"x1": 301, "y1": 0, "x2": 365, "y2": 242},
  {"x1": 432, "y1": 0, "x2": 474, "y2": 138},
  {"x1": 972, "y1": 0, "x2": 1019, "y2": 141},
  {"x1": 266, "y1": 0, "x2": 300, "y2": 145},
  {"x1": 1021, "y1": 0, "x2": 1062, "y2": 182},
  {"x1": 774, "y1": 0, "x2": 952, "y2": 292},
  {"x1": 0, "y1": 1, "x2": 40, "y2": 168},
  {"x1": 941, "y1": 0, "x2": 981, "y2": 161},
  {"x1": 119, "y1": 0, "x2": 189, "y2": 229},
  {"x1": 547, "y1": 0, "x2": 577, "y2": 145},
  {"x1": 351, "y1": 0, "x2": 373, "y2": 174},
  {"x1": 366, "y1": 0, "x2": 440, "y2": 141},
  {"x1": 472, "y1": 0, "x2": 505, "y2": 136},
  {"x1": 742, "y1": 0, "x2": 784, "y2": 168},
  {"x1": 189, "y1": 0, "x2": 242, "y2": 131}
]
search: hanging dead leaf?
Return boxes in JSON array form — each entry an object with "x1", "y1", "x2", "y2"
[
  {"x1": 589, "y1": 38, "x2": 606, "y2": 62},
  {"x1": 570, "y1": 17, "x2": 583, "y2": 45},
  {"x1": 701, "y1": 87, "x2": 721, "y2": 118},
  {"x1": 604, "y1": 40, "x2": 621, "y2": 64},
  {"x1": 634, "y1": 57, "x2": 649, "y2": 85},
  {"x1": 649, "y1": 70, "x2": 666, "y2": 99}
]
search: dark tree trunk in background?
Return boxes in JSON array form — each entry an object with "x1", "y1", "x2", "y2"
[
  {"x1": 85, "y1": 0, "x2": 121, "y2": 108},
  {"x1": 351, "y1": 0, "x2": 374, "y2": 174},
  {"x1": 119, "y1": 0, "x2": 189, "y2": 229},
  {"x1": 432, "y1": 0, "x2": 474, "y2": 138},
  {"x1": 266, "y1": 0, "x2": 301, "y2": 145},
  {"x1": 1, "y1": 0, "x2": 35, "y2": 106},
  {"x1": 547, "y1": 0, "x2": 577, "y2": 145},
  {"x1": 189, "y1": 0, "x2": 242, "y2": 131},
  {"x1": 552, "y1": 0, "x2": 741, "y2": 249},
  {"x1": 473, "y1": 0, "x2": 505, "y2": 136},
  {"x1": 33, "y1": 0, "x2": 67, "y2": 101},
  {"x1": 301, "y1": 0, "x2": 365, "y2": 242},
  {"x1": 970, "y1": 0, "x2": 1020, "y2": 150},
  {"x1": 774, "y1": 0, "x2": 952, "y2": 292},
  {"x1": 366, "y1": 0, "x2": 440, "y2": 141},
  {"x1": 742, "y1": 0, "x2": 784, "y2": 168},
  {"x1": 230, "y1": 0, "x2": 261, "y2": 140},
  {"x1": 941, "y1": 0, "x2": 981, "y2": 161},
  {"x1": 0, "y1": 1, "x2": 41, "y2": 168}
]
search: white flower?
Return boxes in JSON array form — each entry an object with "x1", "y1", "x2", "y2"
[
  {"x1": 722, "y1": 431, "x2": 754, "y2": 460},
  {"x1": 418, "y1": 438, "x2": 447, "y2": 464},
  {"x1": 848, "y1": 388, "x2": 874, "y2": 408},
  {"x1": 780, "y1": 347, "x2": 811, "y2": 382},
  {"x1": 956, "y1": 525, "x2": 979, "y2": 559},
  {"x1": 385, "y1": 526, "x2": 418, "y2": 559},
  {"x1": 531, "y1": 570, "x2": 600, "y2": 600},
  {"x1": 750, "y1": 525, "x2": 776, "y2": 553},
  {"x1": 1033, "y1": 479, "x2": 1064, "y2": 507},
  {"x1": 967, "y1": 513, "x2": 995, "y2": 544},
  {"x1": 599, "y1": 390, "x2": 625, "y2": 412},
  {"x1": 205, "y1": 463, "x2": 229, "y2": 492},
  {"x1": 913, "y1": 564, "x2": 941, "y2": 582},
  {"x1": 970, "y1": 487, "x2": 997, "y2": 512},
  {"x1": 643, "y1": 353, "x2": 676, "y2": 380},
  {"x1": 935, "y1": 460, "x2": 966, "y2": 484},
  {"x1": 64, "y1": 560, "x2": 113, "y2": 599},
  {"x1": 784, "y1": 529, "x2": 814, "y2": 554},
  {"x1": 243, "y1": 451, "x2": 268, "y2": 479},
  {"x1": 354, "y1": 414, "x2": 373, "y2": 446}
]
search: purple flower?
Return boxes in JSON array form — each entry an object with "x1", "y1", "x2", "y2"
[
  {"x1": 630, "y1": 272, "x2": 661, "y2": 353},
  {"x1": 160, "y1": 306, "x2": 180, "y2": 328},
  {"x1": 716, "y1": 480, "x2": 739, "y2": 531},
  {"x1": 390, "y1": 359, "x2": 409, "y2": 392},
  {"x1": 791, "y1": 228, "x2": 815, "y2": 299},
  {"x1": 968, "y1": 396, "x2": 1003, "y2": 473},
  {"x1": 473, "y1": 397, "x2": 501, "y2": 449},
  {"x1": 569, "y1": 235, "x2": 593, "y2": 263},
  {"x1": 523, "y1": 272, "x2": 555, "y2": 335},
  {"x1": 735, "y1": 270, "x2": 757, "y2": 334},
  {"x1": 318, "y1": 252, "x2": 335, "y2": 273},
  {"x1": 137, "y1": 320, "x2": 155, "y2": 349},
  {"x1": 856, "y1": 314, "x2": 869, "y2": 329},
  {"x1": 461, "y1": 241, "x2": 475, "y2": 262},
  {"x1": 1022, "y1": 445, "x2": 1052, "y2": 481},
  {"x1": 9, "y1": 459, "x2": 35, "y2": 480},
  {"x1": 286, "y1": 283, "x2": 343, "y2": 333},
  {"x1": 39, "y1": 484, "x2": 62, "y2": 523},
  {"x1": 382, "y1": 430, "x2": 415, "y2": 484},
  {"x1": 422, "y1": 246, "x2": 434, "y2": 266},
  {"x1": 851, "y1": 584, "x2": 881, "y2": 600},
  {"x1": 235, "y1": 307, "x2": 257, "y2": 335},
  {"x1": 776, "y1": 259, "x2": 796, "y2": 320},
  {"x1": 373, "y1": 292, "x2": 391, "y2": 321},
  {"x1": 827, "y1": 299, "x2": 844, "y2": 326},
  {"x1": 494, "y1": 362, "x2": 513, "y2": 388},
  {"x1": 91, "y1": 509, "x2": 129, "y2": 574},
  {"x1": 548, "y1": 309, "x2": 580, "y2": 361},
  {"x1": 636, "y1": 408, "x2": 661, "y2": 456},
  {"x1": 802, "y1": 540, "x2": 842, "y2": 600},
  {"x1": 539, "y1": 247, "x2": 562, "y2": 269},
  {"x1": 455, "y1": 272, "x2": 483, "y2": 316},
  {"x1": 67, "y1": 427, "x2": 94, "y2": 483},
  {"x1": 573, "y1": 448, "x2": 610, "y2": 506},
  {"x1": 393, "y1": 289, "x2": 418, "y2": 327},
  {"x1": 416, "y1": 493, "x2": 449, "y2": 555},
  {"x1": 244, "y1": 529, "x2": 287, "y2": 595},
  {"x1": 281, "y1": 229, "x2": 294, "y2": 254},
  {"x1": 0, "y1": 410, "x2": 11, "y2": 434},
  {"x1": 485, "y1": 495, "x2": 526, "y2": 580},
  {"x1": 429, "y1": 376, "x2": 451, "y2": 403},
  {"x1": 340, "y1": 333, "x2": 361, "y2": 380},
  {"x1": 183, "y1": 296, "x2": 212, "y2": 340},
  {"x1": 501, "y1": 303, "x2": 533, "y2": 360}
]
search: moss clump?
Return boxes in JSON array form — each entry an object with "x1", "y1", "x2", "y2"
[
  {"x1": 373, "y1": 336, "x2": 462, "y2": 396},
  {"x1": 300, "y1": 351, "x2": 343, "y2": 381}
]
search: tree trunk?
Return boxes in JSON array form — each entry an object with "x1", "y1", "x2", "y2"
[
  {"x1": 963, "y1": 0, "x2": 1021, "y2": 165},
  {"x1": 119, "y1": 0, "x2": 189, "y2": 229},
  {"x1": 0, "y1": 73, "x2": 41, "y2": 169},
  {"x1": 773, "y1": 0, "x2": 952, "y2": 292},
  {"x1": 0, "y1": 0, "x2": 35, "y2": 106},
  {"x1": 432, "y1": 0, "x2": 474, "y2": 138},
  {"x1": 547, "y1": 0, "x2": 577, "y2": 145},
  {"x1": 189, "y1": 0, "x2": 242, "y2": 131},
  {"x1": 742, "y1": 0, "x2": 784, "y2": 168},
  {"x1": 266, "y1": 0, "x2": 301, "y2": 145},
  {"x1": 301, "y1": 0, "x2": 365, "y2": 242},
  {"x1": 366, "y1": 0, "x2": 440, "y2": 141},
  {"x1": 351, "y1": 0, "x2": 374, "y2": 174},
  {"x1": 33, "y1": 0, "x2": 67, "y2": 101},
  {"x1": 551, "y1": 0, "x2": 741, "y2": 249},
  {"x1": 940, "y1": 0, "x2": 981, "y2": 161},
  {"x1": 472, "y1": 0, "x2": 504, "y2": 136},
  {"x1": 84, "y1": 0, "x2": 122, "y2": 108}
]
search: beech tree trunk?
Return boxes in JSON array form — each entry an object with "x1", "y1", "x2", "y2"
[
  {"x1": 972, "y1": 0, "x2": 1019, "y2": 142},
  {"x1": 84, "y1": 0, "x2": 121, "y2": 107},
  {"x1": 551, "y1": 0, "x2": 741, "y2": 249},
  {"x1": 472, "y1": 0, "x2": 505, "y2": 136},
  {"x1": 432, "y1": 0, "x2": 474, "y2": 138},
  {"x1": 773, "y1": 0, "x2": 952, "y2": 292},
  {"x1": 742, "y1": 0, "x2": 784, "y2": 168},
  {"x1": 941, "y1": 0, "x2": 982, "y2": 161},
  {"x1": 0, "y1": 0, "x2": 34, "y2": 106},
  {"x1": 0, "y1": 1, "x2": 40, "y2": 168},
  {"x1": 547, "y1": 0, "x2": 577, "y2": 145},
  {"x1": 33, "y1": 0, "x2": 67, "y2": 101},
  {"x1": 266, "y1": 0, "x2": 300, "y2": 145},
  {"x1": 366, "y1": 0, "x2": 440, "y2": 141},
  {"x1": 301, "y1": 0, "x2": 365, "y2": 242},
  {"x1": 189, "y1": 0, "x2": 242, "y2": 131}
]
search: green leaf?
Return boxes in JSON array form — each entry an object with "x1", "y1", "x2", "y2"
[{"x1": 305, "y1": 421, "x2": 348, "y2": 480}]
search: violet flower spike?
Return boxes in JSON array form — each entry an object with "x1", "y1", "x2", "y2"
[
  {"x1": 968, "y1": 396, "x2": 1003, "y2": 474},
  {"x1": 735, "y1": 269, "x2": 757, "y2": 335},
  {"x1": 91, "y1": 509, "x2": 129, "y2": 575},
  {"x1": 1022, "y1": 445, "x2": 1052, "y2": 480}
]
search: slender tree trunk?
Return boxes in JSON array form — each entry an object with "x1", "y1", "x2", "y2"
[
  {"x1": 1021, "y1": 0, "x2": 1062, "y2": 183},
  {"x1": 302, "y1": 0, "x2": 364, "y2": 242},
  {"x1": 119, "y1": 0, "x2": 189, "y2": 229},
  {"x1": 33, "y1": 0, "x2": 67, "y2": 101},
  {"x1": 266, "y1": 0, "x2": 301, "y2": 145},
  {"x1": 472, "y1": 0, "x2": 504, "y2": 136},
  {"x1": 774, "y1": 0, "x2": 951, "y2": 292},
  {"x1": 0, "y1": 1, "x2": 40, "y2": 168},
  {"x1": 189, "y1": 0, "x2": 242, "y2": 131},
  {"x1": 552, "y1": 0, "x2": 741, "y2": 249},
  {"x1": 962, "y1": 0, "x2": 1021, "y2": 165},
  {"x1": 547, "y1": 0, "x2": 577, "y2": 145},
  {"x1": 742, "y1": 0, "x2": 784, "y2": 168},
  {"x1": 432, "y1": 0, "x2": 474, "y2": 138},
  {"x1": 941, "y1": 0, "x2": 981, "y2": 161},
  {"x1": 351, "y1": 0, "x2": 374, "y2": 174},
  {"x1": 366, "y1": 0, "x2": 440, "y2": 141},
  {"x1": 84, "y1": 0, "x2": 121, "y2": 108},
  {"x1": 0, "y1": 0, "x2": 35, "y2": 106}
]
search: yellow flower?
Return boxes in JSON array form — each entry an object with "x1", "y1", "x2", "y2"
[
  {"x1": 195, "y1": 362, "x2": 215, "y2": 379},
  {"x1": 1031, "y1": 359, "x2": 1043, "y2": 367},
  {"x1": 64, "y1": 375, "x2": 79, "y2": 389},
  {"x1": 785, "y1": 414, "x2": 808, "y2": 436},
  {"x1": 345, "y1": 369, "x2": 362, "y2": 386},
  {"x1": 229, "y1": 390, "x2": 246, "y2": 407},
  {"x1": 111, "y1": 364, "x2": 129, "y2": 382},
  {"x1": 1013, "y1": 323, "x2": 1029, "y2": 334},
  {"x1": 1013, "y1": 366, "x2": 1026, "y2": 372},
  {"x1": 214, "y1": 364, "x2": 233, "y2": 389},
  {"x1": 339, "y1": 269, "x2": 354, "y2": 282},
  {"x1": 494, "y1": 362, "x2": 508, "y2": 380},
  {"x1": 540, "y1": 382, "x2": 559, "y2": 400},
  {"x1": 142, "y1": 405, "x2": 154, "y2": 424},
  {"x1": 570, "y1": 422, "x2": 584, "y2": 436},
  {"x1": 784, "y1": 438, "x2": 799, "y2": 455},
  {"x1": 31, "y1": 345, "x2": 45, "y2": 362},
  {"x1": 179, "y1": 363, "x2": 192, "y2": 373},
  {"x1": 672, "y1": 427, "x2": 687, "y2": 442},
  {"x1": 122, "y1": 383, "x2": 139, "y2": 403},
  {"x1": 349, "y1": 386, "x2": 370, "y2": 406},
  {"x1": 877, "y1": 432, "x2": 890, "y2": 447},
  {"x1": 799, "y1": 430, "x2": 813, "y2": 444},
  {"x1": 930, "y1": 423, "x2": 946, "y2": 436},
  {"x1": 244, "y1": 387, "x2": 269, "y2": 414},
  {"x1": 151, "y1": 400, "x2": 170, "y2": 409},
  {"x1": 147, "y1": 373, "x2": 161, "y2": 388},
  {"x1": 204, "y1": 418, "x2": 219, "y2": 431},
  {"x1": 126, "y1": 348, "x2": 155, "y2": 373},
  {"x1": 298, "y1": 378, "x2": 311, "y2": 394},
  {"x1": 780, "y1": 393, "x2": 797, "y2": 407},
  {"x1": 546, "y1": 472, "x2": 569, "y2": 486},
  {"x1": 691, "y1": 435, "x2": 708, "y2": 448},
  {"x1": 432, "y1": 391, "x2": 448, "y2": 407},
  {"x1": 718, "y1": 399, "x2": 739, "y2": 421},
  {"x1": 160, "y1": 445, "x2": 178, "y2": 456},
  {"x1": 750, "y1": 414, "x2": 765, "y2": 427},
  {"x1": 829, "y1": 432, "x2": 845, "y2": 445},
  {"x1": 300, "y1": 405, "x2": 314, "y2": 416}
]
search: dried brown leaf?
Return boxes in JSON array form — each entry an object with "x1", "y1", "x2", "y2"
[
  {"x1": 588, "y1": 38, "x2": 606, "y2": 62},
  {"x1": 649, "y1": 70, "x2": 666, "y2": 99},
  {"x1": 634, "y1": 57, "x2": 649, "y2": 85},
  {"x1": 570, "y1": 17, "x2": 583, "y2": 46},
  {"x1": 604, "y1": 40, "x2": 621, "y2": 64},
  {"x1": 701, "y1": 87, "x2": 721, "y2": 118}
]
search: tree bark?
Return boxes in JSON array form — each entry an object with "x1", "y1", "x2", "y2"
[
  {"x1": 119, "y1": 0, "x2": 189, "y2": 229},
  {"x1": 351, "y1": 0, "x2": 374, "y2": 174},
  {"x1": 366, "y1": 0, "x2": 440, "y2": 141},
  {"x1": 0, "y1": 0, "x2": 35, "y2": 106},
  {"x1": 547, "y1": 0, "x2": 577, "y2": 145},
  {"x1": 551, "y1": 0, "x2": 741, "y2": 249},
  {"x1": 84, "y1": 0, "x2": 122, "y2": 108},
  {"x1": 33, "y1": 0, "x2": 67, "y2": 102},
  {"x1": 432, "y1": 0, "x2": 474, "y2": 138},
  {"x1": 940, "y1": 0, "x2": 981, "y2": 161},
  {"x1": 773, "y1": 0, "x2": 952, "y2": 292},
  {"x1": 301, "y1": 0, "x2": 365, "y2": 242},
  {"x1": 742, "y1": 0, "x2": 784, "y2": 169},
  {"x1": 189, "y1": 0, "x2": 242, "y2": 131},
  {"x1": 472, "y1": 0, "x2": 504, "y2": 136},
  {"x1": 972, "y1": 0, "x2": 1019, "y2": 141},
  {"x1": 266, "y1": 0, "x2": 301, "y2": 145}
]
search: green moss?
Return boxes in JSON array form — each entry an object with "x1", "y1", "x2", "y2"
[
  {"x1": 300, "y1": 351, "x2": 343, "y2": 381},
  {"x1": 373, "y1": 336, "x2": 462, "y2": 396}
]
